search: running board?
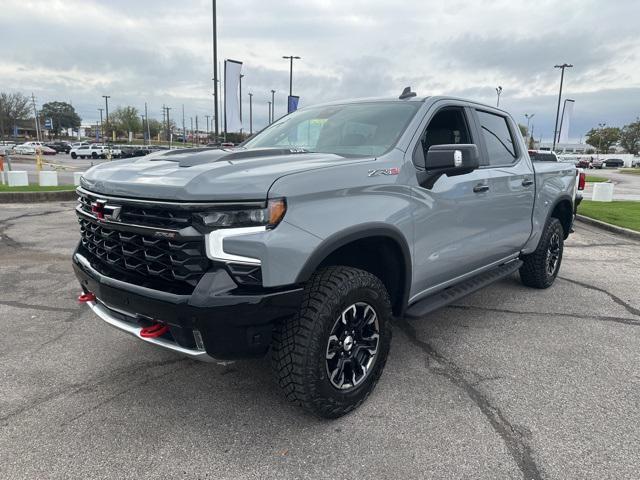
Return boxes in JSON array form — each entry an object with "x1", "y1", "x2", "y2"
[{"x1": 405, "y1": 259, "x2": 523, "y2": 320}]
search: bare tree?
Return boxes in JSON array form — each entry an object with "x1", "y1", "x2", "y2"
[{"x1": 0, "y1": 92, "x2": 31, "y2": 140}]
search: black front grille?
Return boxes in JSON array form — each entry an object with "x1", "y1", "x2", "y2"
[{"x1": 78, "y1": 217, "x2": 209, "y2": 294}]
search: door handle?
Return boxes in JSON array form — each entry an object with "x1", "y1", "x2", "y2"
[
  {"x1": 522, "y1": 178, "x2": 534, "y2": 187},
  {"x1": 473, "y1": 184, "x2": 490, "y2": 193}
]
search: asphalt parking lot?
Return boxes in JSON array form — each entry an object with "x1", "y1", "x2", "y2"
[{"x1": 1, "y1": 202, "x2": 639, "y2": 480}]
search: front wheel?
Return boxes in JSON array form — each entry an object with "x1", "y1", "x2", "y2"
[
  {"x1": 71, "y1": 152, "x2": 77, "y2": 159},
  {"x1": 519, "y1": 217, "x2": 564, "y2": 289},
  {"x1": 271, "y1": 266, "x2": 392, "y2": 418}
]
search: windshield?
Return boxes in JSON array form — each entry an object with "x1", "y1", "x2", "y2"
[{"x1": 243, "y1": 102, "x2": 420, "y2": 157}]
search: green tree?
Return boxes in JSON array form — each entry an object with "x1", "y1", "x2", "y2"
[
  {"x1": 619, "y1": 119, "x2": 640, "y2": 155},
  {"x1": 0, "y1": 92, "x2": 30, "y2": 140},
  {"x1": 518, "y1": 123, "x2": 528, "y2": 138},
  {"x1": 111, "y1": 106, "x2": 141, "y2": 137},
  {"x1": 146, "y1": 118, "x2": 162, "y2": 138},
  {"x1": 40, "y1": 101, "x2": 81, "y2": 137},
  {"x1": 586, "y1": 126, "x2": 621, "y2": 153}
]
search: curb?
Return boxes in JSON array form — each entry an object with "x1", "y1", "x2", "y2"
[
  {"x1": 575, "y1": 214, "x2": 640, "y2": 241},
  {"x1": 0, "y1": 190, "x2": 77, "y2": 203}
]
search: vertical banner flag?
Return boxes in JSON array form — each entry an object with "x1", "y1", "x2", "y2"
[
  {"x1": 558, "y1": 99, "x2": 575, "y2": 144},
  {"x1": 287, "y1": 95, "x2": 300, "y2": 114},
  {"x1": 224, "y1": 59, "x2": 243, "y2": 133}
]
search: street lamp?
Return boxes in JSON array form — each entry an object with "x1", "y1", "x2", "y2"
[
  {"x1": 270, "y1": 89, "x2": 276, "y2": 123},
  {"x1": 495, "y1": 86, "x2": 502, "y2": 108},
  {"x1": 268, "y1": 101, "x2": 272, "y2": 125},
  {"x1": 597, "y1": 122, "x2": 606, "y2": 157},
  {"x1": 524, "y1": 113, "x2": 535, "y2": 141},
  {"x1": 102, "y1": 95, "x2": 110, "y2": 139},
  {"x1": 211, "y1": 0, "x2": 219, "y2": 139},
  {"x1": 552, "y1": 63, "x2": 573, "y2": 151},
  {"x1": 98, "y1": 108, "x2": 103, "y2": 141},
  {"x1": 282, "y1": 55, "x2": 301, "y2": 98},
  {"x1": 248, "y1": 92, "x2": 253, "y2": 135}
]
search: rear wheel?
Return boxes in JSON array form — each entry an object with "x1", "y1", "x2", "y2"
[
  {"x1": 272, "y1": 266, "x2": 392, "y2": 418},
  {"x1": 519, "y1": 217, "x2": 564, "y2": 289},
  {"x1": 71, "y1": 152, "x2": 77, "y2": 159},
  {"x1": 92, "y1": 152, "x2": 98, "y2": 159}
]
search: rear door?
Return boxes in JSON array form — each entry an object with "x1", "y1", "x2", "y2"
[{"x1": 471, "y1": 108, "x2": 535, "y2": 261}]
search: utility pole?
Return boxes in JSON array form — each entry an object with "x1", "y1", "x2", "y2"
[
  {"x1": 212, "y1": 0, "x2": 219, "y2": 139},
  {"x1": 597, "y1": 122, "x2": 606, "y2": 158},
  {"x1": 98, "y1": 108, "x2": 104, "y2": 141},
  {"x1": 282, "y1": 55, "x2": 301, "y2": 98},
  {"x1": 190, "y1": 117, "x2": 194, "y2": 146},
  {"x1": 248, "y1": 92, "x2": 253, "y2": 135},
  {"x1": 144, "y1": 102, "x2": 150, "y2": 144},
  {"x1": 552, "y1": 63, "x2": 573, "y2": 151},
  {"x1": 140, "y1": 114, "x2": 145, "y2": 145},
  {"x1": 196, "y1": 116, "x2": 199, "y2": 145},
  {"x1": 524, "y1": 113, "x2": 535, "y2": 142},
  {"x1": 165, "y1": 106, "x2": 172, "y2": 144},
  {"x1": 271, "y1": 90, "x2": 276, "y2": 123},
  {"x1": 31, "y1": 93, "x2": 40, "y2": 141},
  {"x1": 182, "y1": 104, "x2": 186, "y2": 144},
  {"x1": 102, "y1": 95, "x2": 110, "y2": 140},
  {"x1": 495, "y1": 86, "x2": 502, "y2": 108},
  {"x1": 239, "y1": 74, "x2": 244, "y2": 127},
  {"x1": 205, "y1": 115, "x2": 210, "y2": 140}
]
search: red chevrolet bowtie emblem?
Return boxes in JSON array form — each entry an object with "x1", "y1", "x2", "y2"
[{"x1": 91, "y1": 200, "x2": 106, "y2": 220}]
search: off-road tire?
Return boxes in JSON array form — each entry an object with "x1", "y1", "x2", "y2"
[
  {"x1": 519, "y1": 217, "x2": 564, "y2": 289},
  {"x1": 271, "y1": 266, "x2": 392, "y2": 418}
]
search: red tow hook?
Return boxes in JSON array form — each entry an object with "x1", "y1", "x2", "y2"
[
  {"x1": 78, "y1": 292, "x2": 96, "y2": 303},
  {"x1": 140, "y1": 323, "x2": 170, "y2": 338}
]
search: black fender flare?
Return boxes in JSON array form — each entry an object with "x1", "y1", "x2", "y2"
[{"x1": 295, "y1": 222, "x2": 412, "y2": 315}]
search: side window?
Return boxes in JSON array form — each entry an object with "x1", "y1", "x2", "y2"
[
  {"x1": 476, "y1": 110, "x2": 517, "y2": 166},
  {"x1": 415, "y1": 107, "x2": 471, "y2": 166}
]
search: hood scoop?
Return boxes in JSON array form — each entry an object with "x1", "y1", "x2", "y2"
[{"x1": 150, "y1": 147, "x2": 309, "y2": 168}]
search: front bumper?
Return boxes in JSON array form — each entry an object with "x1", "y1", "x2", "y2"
[{"x1": 73, "y1": 251, "x2": 303, "y2": 360}]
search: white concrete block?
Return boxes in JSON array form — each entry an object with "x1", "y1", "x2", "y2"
[
  {"x1": 73, "y1": 172, "x2": 85, "y2": 186},
  {"x1": 7, "y1": 171, "x2": 29, "y2": 187},
  {"x1": 592, "y1": 182, "x2": 614, "y2": 202},
  {"x1": 39, "y1": 171, "x2": 59, "y2": 187}
]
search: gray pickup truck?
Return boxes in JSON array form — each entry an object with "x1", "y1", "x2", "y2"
[{"x1": 73, "y1": 89, "x2": 579, "y2": 418}]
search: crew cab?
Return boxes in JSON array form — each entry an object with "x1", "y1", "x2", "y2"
[{"x1": 74, "y1": 91, "x2": 578, "y2": 418}]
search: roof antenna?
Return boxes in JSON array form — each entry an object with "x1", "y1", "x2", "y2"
[{"x1": 399, "y1": 86, "x2": 417, "y2": 100}]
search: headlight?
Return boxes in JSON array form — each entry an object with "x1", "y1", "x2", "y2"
[{"x1": 195, "y1": 198, "x2": 287, "y2": 229}]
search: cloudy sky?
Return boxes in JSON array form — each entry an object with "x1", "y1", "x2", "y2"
[{"x1": 2, "y1": 0, "x2": 639, "y2": 141}]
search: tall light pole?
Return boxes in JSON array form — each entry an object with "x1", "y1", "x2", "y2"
[
  {"x1": 239, "y1": 74, "x2": 244, "y2": 128},
  {"x1": 248, "y1": 92, "x2": 253, "y2": 135},
  {"x1": 212, "y1": 0, "x2": 219, "y2": 139},
  {"x1": 98, "y1": 108, "x2": 103, "y2": 141},
  {"x1": 270, "y1": 89, "x2": 276, "y2": 122},
  {"x1": 495, "y1": 86, "x2": 502, "y2": 108},
  {"x1": 524, "y1": 113, "x2": 535, "y2": 142},
  {"x1": 144, "y1": 102, "x2": 150, "y2": 144},
  {"x1": 597, "y1": 122, "x2": 606, "y2": 158},
  {"x1": 552, "y1": 63, "x2": 573, "y2": 151},
  {"x1": 102, "y1": 95, "x2": 110, "y2": 140},
  {"x1": 282, "y1": 55, "x2": 301, "y2": 99},
  {"x1": 205, "y1": 114, "x2": 210, "y2": 140},
  {"x1": 182, "y1": 104, "x2": 186, "y2": 144},
  {"x1": 268, "y1": 101, "x2": 272, "y2": 126}
]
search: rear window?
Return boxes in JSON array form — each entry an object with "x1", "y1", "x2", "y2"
[
  {"x1": 529, "y1": 152, "x2": 557, "y2": 162},
  {"x1": 476, "y1": 110, "x2": 517, "y2": 166}
]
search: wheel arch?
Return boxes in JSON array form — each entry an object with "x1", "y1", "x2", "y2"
[
  {"x1": 548, "y1": 195, "x2": 573, "y2": 239},
  {"x1": 295, "y1": 223, "x2": 412, "y2": 317}
]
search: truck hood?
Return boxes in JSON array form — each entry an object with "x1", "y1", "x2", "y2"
[{"x1": 80, "y1": 147, "x2": 365, "y2": 201}]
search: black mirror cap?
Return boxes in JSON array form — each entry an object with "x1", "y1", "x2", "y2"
[{"x1": 425, "y1": 144, "x2": 480, "y2": 172}]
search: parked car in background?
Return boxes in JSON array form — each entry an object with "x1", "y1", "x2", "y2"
[
  {"x1": 576, "y1": 158, "x2": 592, "y2": 169},
  {"x1": 604, "y1": 158, "x2": 624, "y2": 168},
  {"x1": 12, "y1": 142, "x2": 56, "y2": 155},
  {"x1": 46, "y1": 141, "x2": 72, "y2": 153},
  {"x1": 631, "y1": 158, "x2": 640, "y2": 168},
  {"x1": 70, "y1": 142, "x2": 90, "y2": 149},
  {"x1": 528, "y1": 150, "x2": 559, "y2": 162},
  {"x1": 590, "y1": 158, "x2": 604, "y2": 169}
]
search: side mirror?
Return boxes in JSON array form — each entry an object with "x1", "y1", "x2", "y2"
[
  {"x1": 425, "y1": 144, "x2": 480, "y2": 173},
  {"x1": 417, "y1": 144, "x2": 480, "y2": 188}
]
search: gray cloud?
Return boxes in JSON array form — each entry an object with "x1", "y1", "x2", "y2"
[{"x1": 1, "y1": 0, "x2": 639, "y2": 139}]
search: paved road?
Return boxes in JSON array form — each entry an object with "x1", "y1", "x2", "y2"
[
  {"x1": 1, "y1": 204, "x2": 639, "y2": 479},
  {"x1": 583, "y1": 168, "x2": 640, "y2": 201}
]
